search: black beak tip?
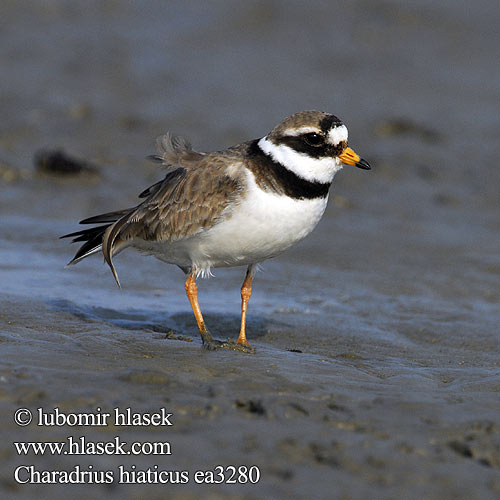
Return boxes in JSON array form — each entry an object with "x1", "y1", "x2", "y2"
[{"x1": 355, "y1": 158, "x2": 371, "y2": 170}]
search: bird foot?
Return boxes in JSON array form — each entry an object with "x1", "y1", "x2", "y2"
[
  {"x1": 200, "y1": 332, "x2": 256, "y2": 354},
  {"x1": 204, "y1": 339, "x2": 256, "y2": 353}
]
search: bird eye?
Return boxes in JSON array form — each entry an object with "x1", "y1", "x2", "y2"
[{"x1": 304, "y1": 133, "x2": 323, "y2": 147}]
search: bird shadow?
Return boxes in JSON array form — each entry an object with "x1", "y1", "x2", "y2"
[{"x1": 49, "y1": 299, "x2": 284, "y2": 343}]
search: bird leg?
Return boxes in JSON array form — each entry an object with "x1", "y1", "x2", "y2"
[
  {"x1": 237, "y1": 267, "x2": 253, "y2": 346},
  {"x1": 184, "y1": 271, "x2": 255, "y2": 353},
  {"x1": 184, "y1": 272, "x2": 214, "y2": 346}
]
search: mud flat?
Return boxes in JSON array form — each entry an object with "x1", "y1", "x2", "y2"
[{"x1": 1, "y1": 1, "x2": 500, "y2": 498}]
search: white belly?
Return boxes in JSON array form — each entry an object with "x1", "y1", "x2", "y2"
[{"x1": 134, "y1": 171, "x2": 329, "y2": 274}]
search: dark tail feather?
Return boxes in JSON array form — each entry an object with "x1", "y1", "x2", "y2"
[
  {"x1": 79, "y1": 208, "x2": 132, "y2": 225},
  {"x1": 61, "y1": 207, "x2": 133, "y2": 269},
  {"x1": 61, "y1": 224, "x2": 112, "y2": 265}
]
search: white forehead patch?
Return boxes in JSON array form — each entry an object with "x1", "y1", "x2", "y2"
[
  {"x1": 327, "y1": 125, "x2": 348, "y2": 145},
  {"x1": 283, "y1": 126, "x2": 321, "y2": 137}
]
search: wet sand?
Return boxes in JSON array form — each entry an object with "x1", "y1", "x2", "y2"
[{"x1": 1, "y1": 1, "x2": 500, "y2": 499}]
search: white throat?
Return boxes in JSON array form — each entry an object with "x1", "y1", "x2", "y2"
[{"x1": 257, "y1": 137, "x2": 343, "y2": 184}]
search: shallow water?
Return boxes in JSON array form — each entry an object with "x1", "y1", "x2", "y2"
[{"x1": 1, "y1": 1, "x2": 500, "y2": 499}]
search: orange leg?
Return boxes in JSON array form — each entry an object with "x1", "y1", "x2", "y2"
[
  {"x1": 185, "y1": 272, "x2": 213, "y2": 345},
  {"x1": 237, "y1": 267, "x2": 253, "y2": 346}
]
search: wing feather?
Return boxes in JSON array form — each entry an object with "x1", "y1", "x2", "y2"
[{"x1": 62, "y1": 136, "x2": 246, "y2": 286}]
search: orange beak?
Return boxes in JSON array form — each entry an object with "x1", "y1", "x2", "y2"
[{"x1": 339, "y1": 147, "x2": 371, "y2": 170}]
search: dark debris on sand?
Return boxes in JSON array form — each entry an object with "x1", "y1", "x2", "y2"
[{"x1": 34, "y1": 149, "x2": 100, "y2": 177}]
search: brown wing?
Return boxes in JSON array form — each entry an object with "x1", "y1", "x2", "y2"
[
  {"x1": 119, "y1": 161, "x2": 242, "y2": 243},
  {"x1": 101, "y1": 141, "x2": 246, "y2": 285}
]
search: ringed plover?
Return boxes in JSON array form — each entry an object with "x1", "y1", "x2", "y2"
[{"x1": 62, "y1": 111, "x2": 370, "y2": 353}]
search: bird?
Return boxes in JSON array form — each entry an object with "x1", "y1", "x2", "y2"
[{"x1": 61, "y1": 111, "x2": 370, "y2": 353}]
